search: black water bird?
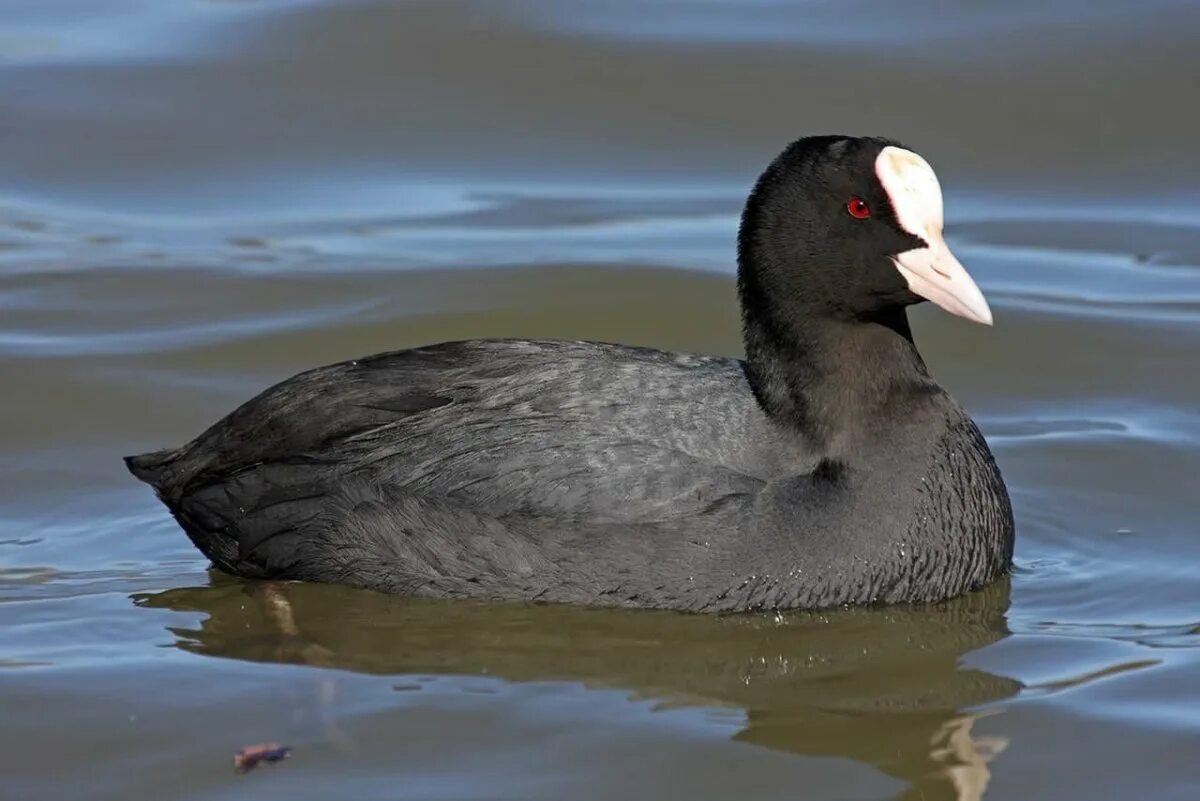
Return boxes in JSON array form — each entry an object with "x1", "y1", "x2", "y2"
[{"x1": 126, "y1": 135, "x2": 1014, "y2": 611}]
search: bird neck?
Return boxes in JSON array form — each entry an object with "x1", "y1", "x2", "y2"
[{"x1": 740, "y1": 295, "x2": 933, "y2": 454}]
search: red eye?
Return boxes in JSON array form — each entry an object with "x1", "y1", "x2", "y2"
[{"x1": 847, "y1": 196, "x2": 871, "y2": 219}]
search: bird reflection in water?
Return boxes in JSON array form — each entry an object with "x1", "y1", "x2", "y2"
[{"x1": 135, "y1": 577, "x2": 1018, "y2": 801}]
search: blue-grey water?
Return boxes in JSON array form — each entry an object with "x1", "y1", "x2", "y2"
[{"x1": 2, "y1": 2, "x2": 1199, "y2": 800}]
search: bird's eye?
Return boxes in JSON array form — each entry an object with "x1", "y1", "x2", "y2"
[{"x1": 847, "y1": 196, "x2": 871, "y2": 219}]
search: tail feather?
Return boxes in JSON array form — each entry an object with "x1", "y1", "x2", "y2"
[
  {"x1": 126, "y1": 445, "x2": 240, "y2": 569},
  {"x1": 124, "y1": 447, "x2": 184, "y2": 487}
]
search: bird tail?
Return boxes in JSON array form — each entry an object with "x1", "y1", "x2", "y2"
[{"x1": 124, "y1": 447, "x2": 184, "y2": 489}]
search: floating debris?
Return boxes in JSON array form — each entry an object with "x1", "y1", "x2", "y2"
[{"x1": 233, "y1": 743, "x2": 292, "y2": 773}]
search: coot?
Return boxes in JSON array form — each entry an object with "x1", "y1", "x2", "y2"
[{"x1": 127, "y1": 135, "x2": 1014, "y2": 612}]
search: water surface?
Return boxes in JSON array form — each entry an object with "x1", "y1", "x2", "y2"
[{"x1": 2, "y1": 2, "x2": 1199, "y2": 800}]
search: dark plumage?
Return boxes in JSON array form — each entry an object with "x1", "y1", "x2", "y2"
[{"x1": 126, "y1": 135, "x2": 1014, "y2": 611}]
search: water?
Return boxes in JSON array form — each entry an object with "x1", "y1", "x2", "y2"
[{"x1": 2, "y1": 2, "x2": 1199, "y2": 799}]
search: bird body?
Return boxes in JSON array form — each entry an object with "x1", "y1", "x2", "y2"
[{"x1": 127, "y1": 136, "x2": 1015, "y2": 611}]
